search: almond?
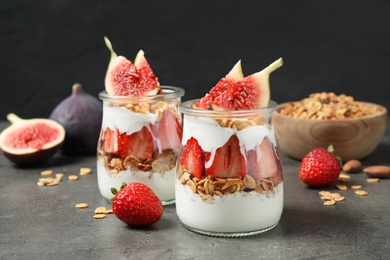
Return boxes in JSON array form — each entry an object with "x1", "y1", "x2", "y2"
[
  {"x1": 363, "y1": 165, "x2": 390, "y2": 178},
  {"x1": 342, "y1": 160, "x2": 362, "y2": 173}
]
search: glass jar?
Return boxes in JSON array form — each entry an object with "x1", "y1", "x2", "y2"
[
  {"x1": 97, "y1": 86, "x2": 185, "y2": 205},
  {"x1": 175, "y1": 99, "x2": 284, "y2": 237}
]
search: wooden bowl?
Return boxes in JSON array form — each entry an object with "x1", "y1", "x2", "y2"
[{"x1": 272, "y1": 102, "x2": 387, "y2": 161}]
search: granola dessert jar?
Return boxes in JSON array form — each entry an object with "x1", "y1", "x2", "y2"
[
  {"x1": 97, "y1": 86, "x2": 185, "y2": 205},
  {"x1": 175, "y1": 99, "x2": 284, "y2": 237}
]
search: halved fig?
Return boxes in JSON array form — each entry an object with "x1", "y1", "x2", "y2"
[
  {"x1": 211, "y1": 58, "x2": 283, "y2": 110},
  {"x1": 104, "y1": 37, "x2": 160, "y2": 96},
  {"x1": 193, "y1": 60, "x2": 244, "y2": 109},
  {"x1": 0, "y1": 113, "x2": 65, "y2": 165}
]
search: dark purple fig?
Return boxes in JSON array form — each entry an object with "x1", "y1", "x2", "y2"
[
  {"x1": 49, "y1": 83, "x2": 102, "y2": 155},
  {"x1": 0, "y1": 113, "x2": 65, "y2": 165}
]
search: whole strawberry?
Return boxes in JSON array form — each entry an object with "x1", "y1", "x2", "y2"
[
  {"x1": 299, "y1": 146, "x2": 341, "y2": 187},
  {"x1": 111, "y1": 182, "x2": 163, "y2": 226}
]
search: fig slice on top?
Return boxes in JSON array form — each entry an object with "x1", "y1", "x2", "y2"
[
  {"x1": 104, "y1": 36, "x2": 161, "y2": 96},
  {"x1": 196, "y1": 58, "x2": 283, "y2": 111},
  {"x1": 193, "y1": 60, "x2": 244, "y2": 110}
]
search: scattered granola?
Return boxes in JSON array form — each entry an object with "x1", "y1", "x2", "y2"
[
  {"x1": 93, "y1": 214, "x2": 106, "y2": 219},
  {"x1": 68, "y1": 175, "x2": 79, "y2": 181},
  {"x1": 324, "y1": 200, "x2": 336, "y2": 206},
  {"x1": 319, "y1": 191, "x2": 345, "y2": 206},
  {"x1": 74, "y1": 205, "x2": 113, "y2": 220},
  {"x1": 355, "y1": 190, "x2": 369, "y2": 196},
  {"x1": 338, "y1": 173, "x2": 351, "y2": 182},
  {"x1": 37, "y1": 174, "x2": 63, "y2": 187},
  {"x1": 92, "y1": 206, "x2": 113, "y2": 219},
  {"x1": 335, "y1": 184, "x2": 348, "y2": 191},
  {"x1": 80, "y1": 167, "x2": 92, "y2": 176},
  {"x1": 280, "y1": 92, "x2": 380, "y2": 120},
  {"x1": 316, "y1": 160, "x2": 388, "y2": 206},
  {"x1": 35, "y1": 167, "x2": 113, "y2": 221},
  {"x1": 40, "y1": 170, "x2": 53, "y2": 176},
  {"x1": 56, "y1": 173, "x2": 64, "y2": 180},
  {"x1": 367, "y1": 178, "x2": 380, "y2": 183},
  {"x1": 94, "y1": 206, "x2": 113, "y2": 215},
  {"x1": 75, "y1": 203, "x2": 89, "y2": 209},
  {"x1": 37, "y1": 168, "x2": 93, "y2": 187}
]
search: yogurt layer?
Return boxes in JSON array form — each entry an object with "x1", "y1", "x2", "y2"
[
  {"x1": 97, "y1": 158, "x2": 175, "y2": 202},
  {"x1": 175, "y1": 179, "x2": 284, "y2": 233},
  {"x1": 182, "y1": 115, "x2": 276, "y2": 158},
  {"x1": 101, "y1": 106, "x2": 158, "y2": 134},
  {"x1": 182, "y1": 115, "x2": 280, "y2": 173}
]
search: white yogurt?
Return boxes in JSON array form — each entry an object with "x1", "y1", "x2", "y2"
[
  {"x1": 101, "y1": 106, "x2": 158, "y2": 135},
  {"x1": 182, "y1": 115, "x2": 276, "y2": 149},
  {"x1": 97, "y1": 158, "x2": 175, "y2": 202},
  {"x1": 175, "y1": 179, "x2": 284, "y2": 233},
  {"x1": 182, "y1": 115, "x2": 278, "y2": 169}
]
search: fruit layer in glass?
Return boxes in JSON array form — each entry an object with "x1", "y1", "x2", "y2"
[
  {"x1": 97, "y1": 86, "x2": 184, "y2": 205},
  {"x1": 175, "y1": 99, "x2": 284, "y2": 237}
]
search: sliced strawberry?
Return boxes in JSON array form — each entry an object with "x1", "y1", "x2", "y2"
[
  {"x1": 205, "y1": 135, "x2": 247, "y2": 178},
  {"x1": 181, "y1": 137, "x2": 204, "y2": 179},
  {"x1": 119, "y1": 126, "x2": 154, "y2": 160},
  {"x1": 100, "y1": 128, "x2": 120, "y2": 155},
  {"x1": 247, "y1": 137, "x2": 279, "y2": 179},
  {"x1": 153, "y1": 109, "x2": 182, "y2": 151}
]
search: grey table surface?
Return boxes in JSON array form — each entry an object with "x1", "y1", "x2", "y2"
[{"x1": 1, "y1": 121, "x2": 390, "y2": 260}]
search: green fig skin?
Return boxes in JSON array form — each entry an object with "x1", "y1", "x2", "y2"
[{"x1": 49, "y1": 83, "x2": 103, "y2": 155}]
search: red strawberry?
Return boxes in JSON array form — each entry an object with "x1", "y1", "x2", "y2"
[
  {"x1": 100, "y1": 128, "x2": 120, "y2": 155},
  {"x1": 205, "y1": 135, "x2": 247, "y2": 178},
  {"x1": 299, "y1": 146, "x2": 341, "y2": 187},
  {"x1": 153, "y1": 109, "x2": 182, "y2": 151},
  {"x1": 112, "y1": 182, "x2": 163, "y2": 227},
  {"x1": 181, "y1": 137, "x2": 204, "y2": 179},
  {"x1": 247, "y1": 137, "x2": 280, "y2": 179},
  {"x1": 119, "y1": 126, "x2": 154, "y2": 159}
]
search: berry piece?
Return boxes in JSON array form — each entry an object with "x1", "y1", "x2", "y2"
[
  {"x1": 99, "y1": 128, "x2": 120, "y2": 155},
  {"x1": 247, "y1": 137, "x2": 279, "y2": 179},
  {"x1": 205, "y1": 135, "x2": 247, "y2": 178},
  {"x1": 299, "y1": 146, "x2": 341, "y2": 187},
  {"x1": 181, "y1": 137, "x2": 204, "y2": 179},
  {"x1": 153, "y1": 109, "x2": 182, "y2": 151},
  {"x1": 119, "y1": 126, "x2": 154, "y2": 159},
  {"x1": 111, "y1": 182, "x2": 163, "y2": 227}
]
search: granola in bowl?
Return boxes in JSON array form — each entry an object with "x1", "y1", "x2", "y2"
[{"x1": 273, "y1": 92, "x2": 387, "y2": 161}]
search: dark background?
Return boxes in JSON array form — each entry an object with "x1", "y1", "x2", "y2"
[{"x1": 1, "y1": 0, "x2": 390, "y2": 119}]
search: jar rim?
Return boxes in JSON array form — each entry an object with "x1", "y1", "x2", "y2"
[
  {"x1": 180, "y1": 99, "x2": 277, "y2": 118},
  {"x1": 99, "y1": 86, "x2": 185, "y2": 101}
]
